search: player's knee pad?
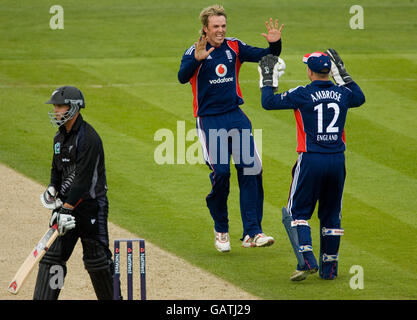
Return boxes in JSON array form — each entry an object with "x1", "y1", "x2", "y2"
[
  {"x1": 319, "y1": 226, "x2": 344, "y2": 279},
  {"x1": 34, "y1": 238, "x2": 68, "y2": 300},
  {"x1": 40, "y1": 249, "x2": 66, "y2": 267},
  {"x1": 33, "y1": 260, "x2": 67, "y2": 300},
  {"x1": 39, "y1": 238, "x2": 67, "y2": 266},
  {"x1": 82, "y1": 238, "x2": 113, "y2": 271},
  {"x1": 320, "y1": 227, "x2": 343, "y2": 255},
  {"x1": 293, "y1": 219, "x2": 311, "y2": 245},
  {"x1": 82, "y1": 238, "x2": 114, "y2": 300},
  {"x1": 282, "y1": 207, "x2": 318, "y2": 271}
]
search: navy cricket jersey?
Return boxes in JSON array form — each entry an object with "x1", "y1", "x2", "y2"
[
  {"x1": 262, "y1": 80, "x2": 365, "y2": 153},
  {"x1": 50, "y1": 114, "x2": 107, "y2": 207},
  {"x1": 178, "y1": 38, "x2": 281, "y2": 117}
]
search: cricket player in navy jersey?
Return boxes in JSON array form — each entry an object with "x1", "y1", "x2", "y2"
[
  {"x1": 258, "y1": 50, "x2": 365, "y2": 280},
  {"x1": 178, "y1": 5, "x2": 284, "y2": 252}
]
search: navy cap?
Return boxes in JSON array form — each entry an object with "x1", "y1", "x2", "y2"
[
  {"x1": 45, "y1": 86, "x2": 85, "y2": 108},
  {"x1": 303, "y1": 52, "x2": 331, "y2": 74}
]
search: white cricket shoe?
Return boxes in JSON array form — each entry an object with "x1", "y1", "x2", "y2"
[
  {"x1": 241, "y1": 233, "x2": 275, "y2": 248},
  {"x1": 241, "y1": 235, "x2": 256, "y2": 248},
  {"x1": 214, "y1": 230, "x2": 231, "y2": 252},
  {"x1": 290, "y1": 268, "x2": 318, "y2": 281},
  {"x1": 253, "y1": 233, "x2": 275, "y2": 247}
]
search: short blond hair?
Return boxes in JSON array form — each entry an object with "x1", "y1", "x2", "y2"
[{"x1": 199, "y1": 4, "x2": 227, "y2": 35}]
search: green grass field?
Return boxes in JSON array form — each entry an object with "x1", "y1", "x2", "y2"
[{"x1": 1, "y1": 0, "x2": 416, "y2": 299}]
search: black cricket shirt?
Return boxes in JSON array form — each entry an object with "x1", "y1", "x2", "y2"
[{"x1": 50, "y1": 114, "x2": 108, "y2": 207}]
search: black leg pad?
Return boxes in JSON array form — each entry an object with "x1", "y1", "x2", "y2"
[{"x1": 82, "y1": 238, "x2": 114, "y2": 300}]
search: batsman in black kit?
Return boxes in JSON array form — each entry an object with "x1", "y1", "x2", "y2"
[{"x1": 34, "y1": 86, "x2": 114, "y2": 300}]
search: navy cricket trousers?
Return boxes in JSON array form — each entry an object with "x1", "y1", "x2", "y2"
[
  {"x1": 287, "y1": 152, "x2": 346, "y2": 224},
  {"x1": 196, "y1": 108, "x2": 264, "y2": 238},
  {"x1": 287, "y1": 152, "x2": 346, "y2": 274}
]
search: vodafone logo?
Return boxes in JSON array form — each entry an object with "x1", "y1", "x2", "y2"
[
  {"x1": 215, "y1": 64, "x2": 227, "y2": 77},
  {"x1": 210, "y1": 64, "x2": 233, "y2": 85}
]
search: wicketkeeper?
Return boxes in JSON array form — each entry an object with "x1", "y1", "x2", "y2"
[
  {"x1": 34, "y1": 86, "x2": 114, "y2": 299},
  {"x1": 258, "y1": 50, "x2": 365, "y2": 280}
]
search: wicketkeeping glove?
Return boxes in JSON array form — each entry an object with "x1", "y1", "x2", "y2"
[
  {"x1": 326, "y1": 48, "x2": 353, "y2": 85},
  {"x1": 258, "y1": 54, "x2": 286, "y2": 92},
  {"x1": 41, "y1": 185, "x2": 63, "y2": 210},
  {"x1": 50, "y1": 207, "x2": 76, "y2": 236}
]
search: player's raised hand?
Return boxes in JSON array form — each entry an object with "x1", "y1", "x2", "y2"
[
  {"x1": 261, "y1": 18, "x2": 284, "y2": 43},
  {"x1": 258, "y1": 54, "x2": 286, "y2": 91},
  {"x1": 194, "y1": 36, "x2": 215, "y2": 61},
  {"x1": 326, "y1": 48, "x2": 353, "y2": 85}
]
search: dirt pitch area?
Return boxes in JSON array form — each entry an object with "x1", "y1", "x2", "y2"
[{"x1": 0, "y1": 163, "x2": 257, "y2": 300}]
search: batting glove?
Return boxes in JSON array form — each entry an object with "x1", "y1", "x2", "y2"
[
  {"x1": 50, "y1": 207, "x2": 76, "y2": 236},
  {"x1": 40, "y1": 185, "x2": 63, "y2": 210}
]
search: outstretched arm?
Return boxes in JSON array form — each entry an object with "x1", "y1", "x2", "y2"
[
  {"x1": 261, "y1": 87, "x2": 297, "y2": 110},
  {"x1": 258, "y1": 54, "x2": 296, "y2": 110}
]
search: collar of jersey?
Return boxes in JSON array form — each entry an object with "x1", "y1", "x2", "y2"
[
  {"x1": 206, "y1": 41, "x2": 225, "y2": 50},
  {"x1": 59, "y1": 113, "x2": 83, "y2": 134},
  {"x1": 310, "y1": 80, "x2": 334, "y2": 87}
]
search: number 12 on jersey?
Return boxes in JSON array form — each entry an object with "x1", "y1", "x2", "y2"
[{"x1": 314, "y1": 102, "x2": 340, "y2": 133}]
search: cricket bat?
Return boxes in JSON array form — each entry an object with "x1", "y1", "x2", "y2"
[{"x1": 8, "y1": 224, "x2": 59, "y2": 295}]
